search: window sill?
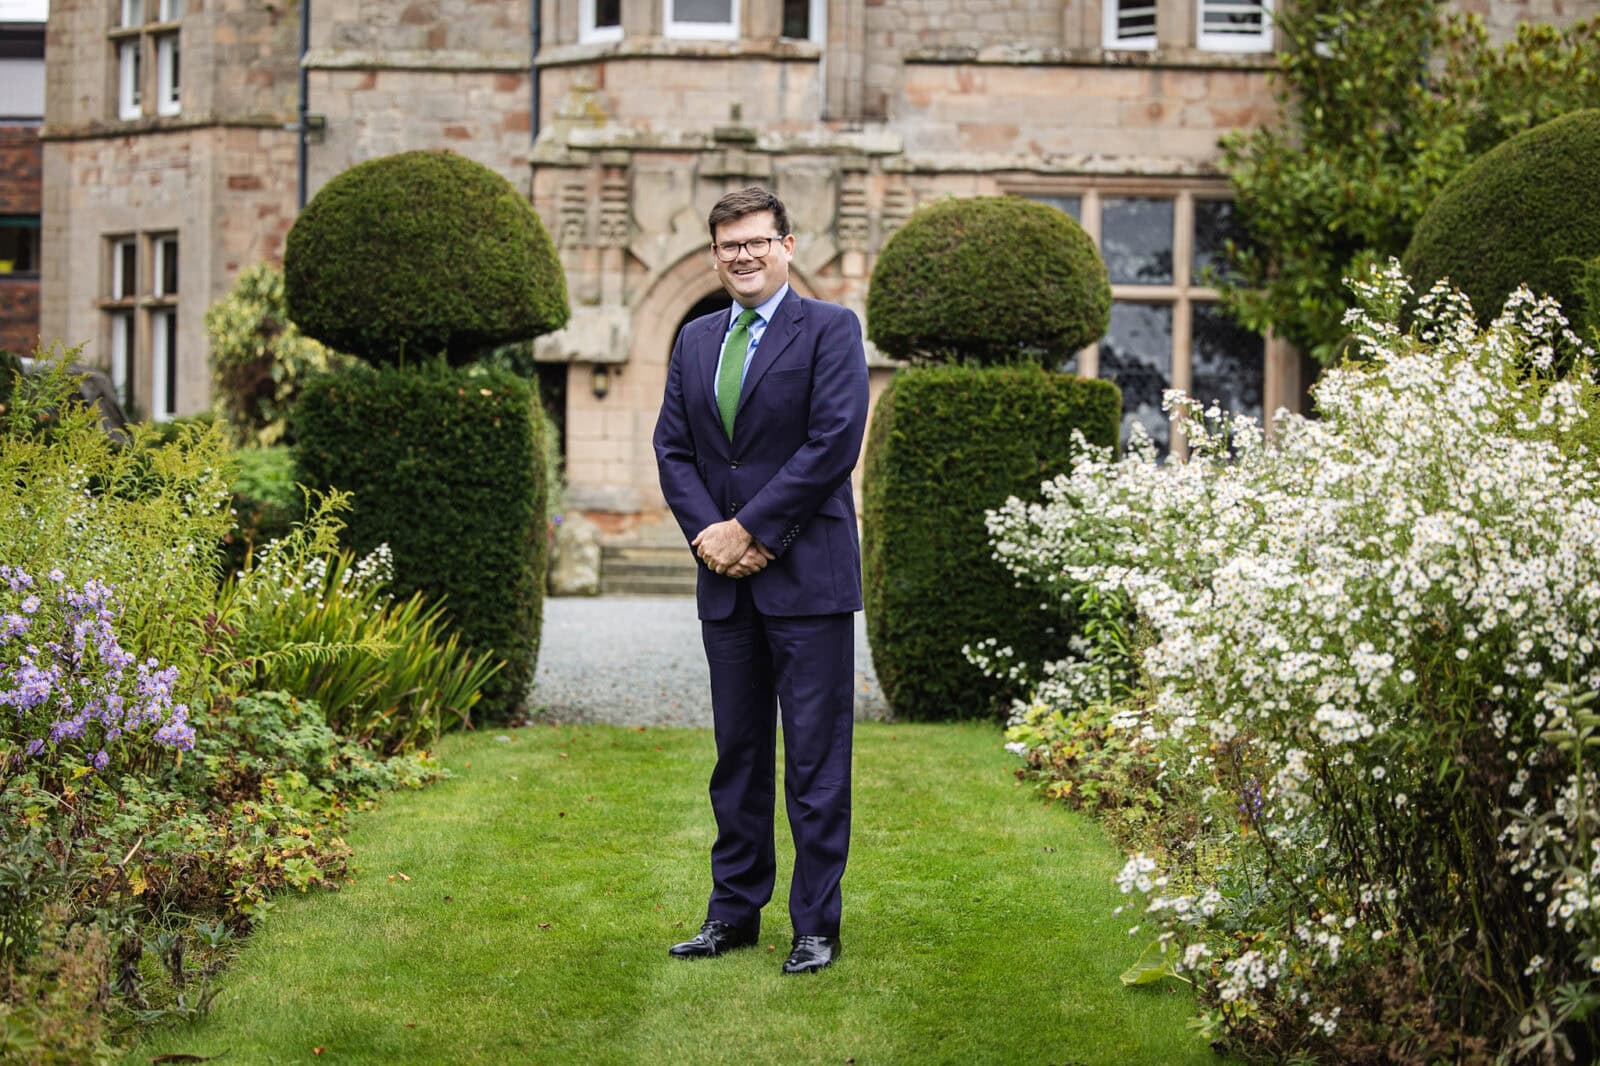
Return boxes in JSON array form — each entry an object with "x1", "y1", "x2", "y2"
[
  {"x1": 902, "y1": 44, "x2": 1274, "y2": 72},
  {"x1": 537, "y1": 36, "x2": 822, "y2": 69}
]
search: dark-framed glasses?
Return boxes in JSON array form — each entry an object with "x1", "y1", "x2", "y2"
[{"x1": 713, "y1": 235, "x2": 787, "y2": 262}]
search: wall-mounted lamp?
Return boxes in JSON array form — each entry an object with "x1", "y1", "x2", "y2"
[{"x1": 591, "y1": 365, "x2": 610, "y2": 400}]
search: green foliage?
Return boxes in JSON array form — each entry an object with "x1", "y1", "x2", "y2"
[
  {"x1": 1404, "y1": 110, "x2": 1600, "y2": 331},
  {"x1": 284, "y1": 150, "x2": 570, "y2": 366},
  {"x1": 217, "y1": 501, "x2": 503, "y2": 753},
  {"x1": 866, "y1": 196, "x2": 1110, "y2": 366},
  {"x1": 1578, "y1": 256, "x2": 1600, "y2": 345},
  {"x1": 0, "y1": 351, "x2": 472, "y2": 1058},
  {"x1": 0, "y1": 906, "x2": 118, "y2": 1065},
  {"x1": 293, "y1": 363, "x2": 546, "y2": 719},
  {"x1": 0, "y1": 347, "x2": 233, "y2": 696},
  {"x1": 223, "y1": 444, "x2": 300, "y2": 576},
  {"x1": 861, "y1": 364, "x2": 1120, "y2": 721},
  {"x1": 1219, "y1": 3, "x2": 1600, "y2": 363},
  {"x1": 0, "y1": 348, "x2": 21, "y2": 412},
  {"x1": 205, "y1": 262, "x2": 354, "y2": 448}
]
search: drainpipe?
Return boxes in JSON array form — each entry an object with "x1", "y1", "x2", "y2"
[
  {"x1": 297, "y1": 0, "x2": 311, "y2": 209},
  {"x1": 529, "y1": 0, "x2": 541, "y2": 146}
]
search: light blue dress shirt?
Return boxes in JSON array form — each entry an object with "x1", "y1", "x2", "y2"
[{"x1": 714, "y1": 283, "x2": 791, "y2": 404}]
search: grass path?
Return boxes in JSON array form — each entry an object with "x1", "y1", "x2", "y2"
[{"x1": 129, "y1": 722, "x2": 1218, "y2": 1065}]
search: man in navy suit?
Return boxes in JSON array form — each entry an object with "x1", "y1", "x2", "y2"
[{"x1": 653, "y1": 186, "x2": 869, "y2": 974}]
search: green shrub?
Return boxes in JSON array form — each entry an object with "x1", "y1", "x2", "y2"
[
  {"x1": 1403, "y1": 109, "x2": 1600, "y2": 328},
  {"x1": 862, "y1": 364, "x2": 1120, "y2": 721},
  {"x1": 222, "y1": 444, "x2": 299, "y2": 575},
  {"x1": 866, "y1": 196, "x2": 1110, "y2": 366},
  {"x1": 218, "y1": 507, "x2": 502, "y2": 752},
  {"x1": 284, "y1": 150, "x2": 569, "y2": 366},
  {"x1": 205, "y1": 262, "x2": 353, "y2": 447},
  {"x1": 0, "y1": 348, "x2": 232, "y2": 697},
  {"x1": 293, "y1": 363, "x2": 546, "y2": 719}
]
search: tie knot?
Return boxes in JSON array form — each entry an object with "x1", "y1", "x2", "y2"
[{"x1": 736, "y1": 308, "x2": 760, "y2": 329}]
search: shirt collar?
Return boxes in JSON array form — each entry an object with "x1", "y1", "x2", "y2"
[{"x1": 733, "y1": 283, "x2": 790, "y2": 330}]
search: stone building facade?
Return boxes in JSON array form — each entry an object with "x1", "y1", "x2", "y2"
[{"x1": 36, "y1": 0, "x2": 1599, "y2": 547}]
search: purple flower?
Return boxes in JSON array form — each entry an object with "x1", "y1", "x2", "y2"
[
  {"x1": 90, "y1": 750, "x2": 108, "y2": 770},
  {"x1": 24, "y1": 739, "x2": 44, "y2": 757},
  {"x1": 19, "y1": 596, "x2": 39, "y2": 615},
  {"x1": 47, "y1": 569, "x2": 64, "y2": 583}
]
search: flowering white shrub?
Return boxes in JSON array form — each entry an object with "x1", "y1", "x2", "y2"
[{"x1": 989, "y1": 263, "x2": 1600, "y2": 1059}]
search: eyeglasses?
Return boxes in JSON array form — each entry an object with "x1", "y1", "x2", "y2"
[{"x1": 712, "y1": 235, "x2": 787, "y2": 262}]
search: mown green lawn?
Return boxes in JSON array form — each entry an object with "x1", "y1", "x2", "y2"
[{"x1": 129, "y1": 722, "x2": 1220, "y2": 1065}]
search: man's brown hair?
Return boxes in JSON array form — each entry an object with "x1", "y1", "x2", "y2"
[{"x1": 707, "y1": 186, "x2": 792, "y2": 241}]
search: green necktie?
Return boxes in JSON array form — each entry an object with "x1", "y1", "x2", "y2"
[{"x1": 717, "y1": 308, "x2": 761, "y2": 440}]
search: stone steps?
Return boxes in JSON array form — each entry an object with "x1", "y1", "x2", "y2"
[{"x1": 600, "y1": 545, "x2": 698, "y2": 596}]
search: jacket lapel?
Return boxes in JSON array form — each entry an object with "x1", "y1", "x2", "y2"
[
  {"x1": 736, "y1": 289, "x2": 803, "y2": 420},
  {"x1": 698, "y1": 309, "x2": 730, "y2": 424}
]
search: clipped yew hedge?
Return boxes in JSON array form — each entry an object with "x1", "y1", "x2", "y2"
[
  {"x1": 285, "y1": 150, "x2": 569, "y2": 366},
  {"x1": 1404, "y1": 109, "x2": 1600, "y2": 331},
  {"x1": 862, "y1": 365, "x2": 1120, "y2": 721},
  {"x1": 867, "y1": 196, "x2": 1110, "y2": 366},
  {"x1": 294, "y1": 364, "x2": 546, "y2": 720}
]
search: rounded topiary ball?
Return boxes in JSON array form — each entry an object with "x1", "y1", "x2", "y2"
[
  {"x1": 867, "y1": 196, "x2": 1110, "y2": 366},
  {"x1": 284, "y1": 150, "x2": 569, "y2": 366},
  {"x1": 1403, "y1": 109, "x2": 1600, "y2": 330}
]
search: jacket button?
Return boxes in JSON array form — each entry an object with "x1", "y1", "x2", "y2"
[{"x1": 730, "y1": 460, "x2": 740, "y2": 470}]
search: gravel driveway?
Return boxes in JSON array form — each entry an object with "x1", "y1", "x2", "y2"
[{"x1": 530, "y1": 595, "x2": 888, "y2": 727}]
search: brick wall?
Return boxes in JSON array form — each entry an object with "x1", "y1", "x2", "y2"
[
  {"x1": 0, "y1": 124, "x2": 42, "y2": 355},
  {"x1": 0, "y1": 126, "x2": 41, "y2": 215},
  {"x1": 0, "y1": 278, "x2": 38, "y2": 355}
]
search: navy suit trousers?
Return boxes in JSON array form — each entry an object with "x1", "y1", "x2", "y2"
[{"x1": 700, "y1": 580, "x2": 854, "y2": 937}]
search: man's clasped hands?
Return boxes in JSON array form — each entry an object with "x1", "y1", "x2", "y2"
[{"x1": 693, "y1": 518, "x2": 775, "y2": 580}]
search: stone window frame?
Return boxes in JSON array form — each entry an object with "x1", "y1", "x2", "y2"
[
  {"x1": 108, "y1": 0, "x2": 183, "y2": 123},
  {"x1": 1195, "y1": 0, "x2": 1274, "y2": 53},
  {"x1": 1103, "y1": 0, "x2": 1158, "y2": 51},
  {"x1": 780, "y1": 0, "x2": 825, "y2": 44},
  {"x1": 664, "y1": 0, "x2": 740, "y2": 41},
  {"x1": 0, "y1": 217, "x2": 42, "y2": 278},
  {"x1": 102, "y1": 233, "x2": 139, "y2": 410},
  {"x1": 99, "y1": 231, "x2": 180, "y2": 419},
  {"x1": 579, "y1": 0, "x2": 623, "y2": 44},
  {"x1": 1098, "y1": 0, "x2": 1275, "y2": 55},
  {"x1": 147, "y1": 231, "x2": 179, "y2": 419},
  {"x1": 1009, "y1": 180, "x2": 1278, "y2": 458}
]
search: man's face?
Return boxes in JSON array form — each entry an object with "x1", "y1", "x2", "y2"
[{"x1": 712, "y1": 210, "x2": 794, "y2": 309}]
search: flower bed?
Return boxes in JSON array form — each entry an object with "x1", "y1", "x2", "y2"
[{"x1": 987, "y1": 265, "x2": 1600, "y2": 1062}]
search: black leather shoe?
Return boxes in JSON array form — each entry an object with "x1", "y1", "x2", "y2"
[
  {"x1": 782, "y1": 934, "x2": 840, "y2": 974},
  {"x1": 668, "y1": 919, "x2": 759, "y2": 959}
]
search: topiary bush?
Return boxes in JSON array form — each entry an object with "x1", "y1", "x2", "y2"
[
  {"x1": 866, "y1": 196, "x2": 1110, "y2": 366},
  {"x1": 293, "y1": 363, "x2": 546, "y2": 719},
  {"x1": 1403, "y1": 109, "x2": 1600, "y2": 331},
  {"x1": 862, "y1": 365, "x2": 1120, "y2": 721},
  {"x1": 284, "y1": 150, "x2": 569, "y2": 366}
]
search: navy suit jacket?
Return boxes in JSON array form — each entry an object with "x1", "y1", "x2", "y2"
[{"x1": 654, "y1": 289, "x2": 870, "y2": 621}]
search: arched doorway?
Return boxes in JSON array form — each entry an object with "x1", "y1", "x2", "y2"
[{"x1": 672, "y1": 292, "x2": 734, "y2": 357}]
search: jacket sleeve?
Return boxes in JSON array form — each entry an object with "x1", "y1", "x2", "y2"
[
  {"x1": 653, "y1": 326, "x2": 723, "y2": 549},
  {"x1": 736, "y1": 305, "x2": 869, "y2": 557}
]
